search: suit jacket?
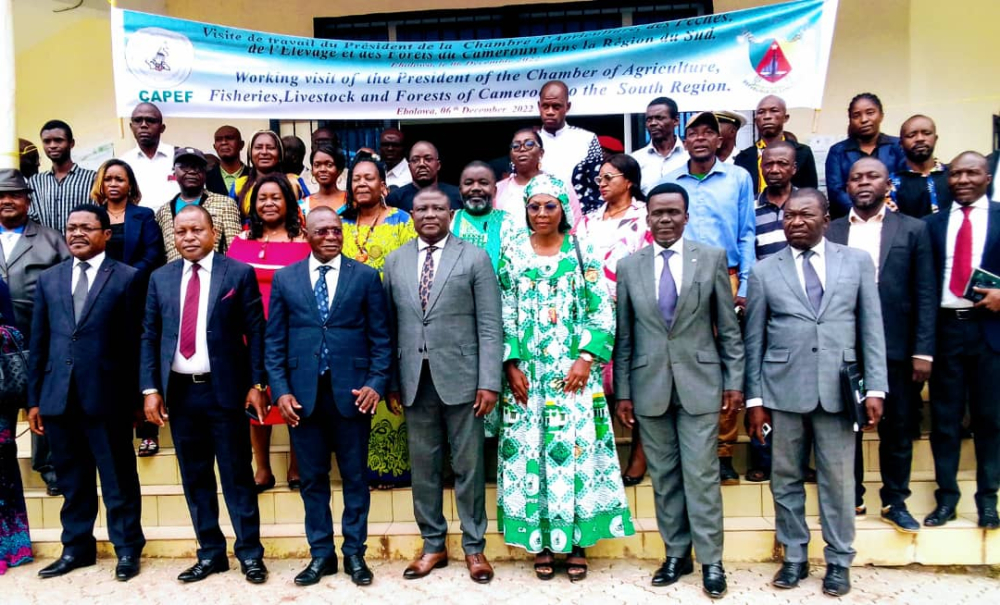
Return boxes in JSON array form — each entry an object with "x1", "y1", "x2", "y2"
[
  {"x1": 382, "y1": 236, "x2": 502, "y2": 407},
  {"x1": 140, "y1": 254, "x2": 266, "y2": 408},
  {"x1": 988, "y1": 150, "x2": 998, "y2": 200},
  {"x1": 925, "y1": 201, "x2": 1000, "y2": 352},
  {"x1": 733, "y1": 139, "x2": 819, "y2": 193},
  {"x1": 613, "y1": 241, "x2": 744, "y2": 417},
  {"x1": 0, "y1": 220, "x2": 70, "y2": 340},
  {"x1": 120, "y1": 203, "x2": 166, "y2": 282},
  {"x1": 265, "y1": 256, "x2": 392, "y2": 418},
  {"x1": 205, "y1": 164, "x2": 247, "y2": 197},
  {"x1": 827, "y1": 211, "x2": 936, "y2": 361},
  {"x1": 744, "y1": 239, "x2": 888, "y2": 413},
  {"x1": 28, "y1": 257, "x2": 143, "y2": 416}
]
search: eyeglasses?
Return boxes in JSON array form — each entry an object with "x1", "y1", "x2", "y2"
[
  {"x1": 66, "y1": 225, "x2": 105, "y2": 234},
  {"x1": 310, "y1": 227, "x2": 342, "y2": 238},
  {"x1": 174, "y1": 164, "x2": 205, "y2": 173},
  {"x1": 130, "y1": 117, "x2": 161, "y2": 125},
  {"x1": 526, "y1": 202, "x2": 561, "y2": 215},
  {"x1": 594, "y1": 173, "x2": 624, "y2": 185},
  {"x1": 409, "y1": 155, "x2": 438, "y2": 165},
  {"x1": 510, "y1": 140, "x2": 539, "y2": 151}
]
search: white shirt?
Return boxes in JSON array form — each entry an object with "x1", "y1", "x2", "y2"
[
  {"x1": 308, "y1": 253, "x2": 342, "y2": 311},
  {"x1": 652, "y1": 238, "x2": 685, "y2": 299},
  {"x1": 386, "y1": 160, "x2": 413, "y2": 190},
  {"x1": 847, "y1": 206, "x2": 886, "y2": 283},
  {"x1": 171, "y1": 251, "x2": 213, "y2": 374},
  {"x1": 941, "y1": 197, "x2": 989, "y2": 308},
  {"x1": 0, "y1": 229, "x2": 22, "y2": 261},
  {"x1": 538, "y1": 124, "x2": 598, "y2": 187},
  {"x1": 121, "y1": 142, "x2": 179, "y2": 211},
  {"x1": 72, "y1": 252, "x2": 104, "y2": 295},
  {"x1": 993, "y1": 164, "x2": 1000, "y2": 203},
  {"x1": 631, "y1": 139, "x2": 689, "y2": 194},
  {"x1": 417, "y1": 235, "x2": 448, "y2": 283}
]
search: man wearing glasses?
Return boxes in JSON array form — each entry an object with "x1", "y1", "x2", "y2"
[
  {"x1": 386, "y1": 141, "x2": 463, "y2": 213},
  {"x1": 120, "y1": 102, "x2": 178, "y2": 211}
]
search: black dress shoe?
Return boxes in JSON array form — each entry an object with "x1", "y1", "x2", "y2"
[
  {"x1": 702, "y1": 563, "x2": 727, "y2": 599},
  {"x1": 38, "y1": 553, "x2": 96, "y2": 578},
  {"x1": 979, "y1": 508, "x2": 1000, "y2": 529},
  {"x1": 240, "y1": 558, "x2": 268, "y2": 584},
  {"x1": 344, "y1": 554, "x2": 373, "y2": 586},
  {"x1": 719, "y1": 457, "x2": 740, "y2": 485},
  {"x1": 651, "y1": 556, "x2": 693, "y2": 586},
  {"x1": 115, "y1": 555, "x2": 141, "y2": 581},
  {"x1": 822, "y1": 564, "x2": 851, "y2": 597},
  {"x1": 294, "y1": 556, "x2": 339, "y2": 586},
  {"x1": 771, "y1": 561, "x2": 809, "y2": 589},
  {"x1": 924, "y1": 504, "x2": 958, "y2": 527},
  {"x1": 177, "y1": 558, "x2": 230, "y2": 583}
]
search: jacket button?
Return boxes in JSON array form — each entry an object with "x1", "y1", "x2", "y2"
[
  {"x1": 71, "y1": 336, "x2": 78, "y2": 341},
  {"x1": 65, "y1": 360, "x2": 72, "y2": 365},
  {"x1": 811, "y1": 347, "x2": 818, "y2": 353},
  {"x1": 423, "y1": 320, "x2": 429, "y2": 326}
]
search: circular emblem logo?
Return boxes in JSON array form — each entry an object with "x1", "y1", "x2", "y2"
[{"x1": 125, "y1": 27, "x2": 194, "y2": 88}]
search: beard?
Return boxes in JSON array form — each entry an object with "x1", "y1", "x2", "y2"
[
  {"x1": 904, "y1": 147, "x2": 933, "y2": 164},
  {"x1": 463, "y1": 196, "x2": 491, "y2": 215}
]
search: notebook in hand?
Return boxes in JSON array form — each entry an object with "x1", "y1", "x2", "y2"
[
  {"x1": 964, "y1": 267, "x2": 1000, "y2": 303},
  {"x1": 839, "y1": 362, "x2": 866, "y2": 433}
]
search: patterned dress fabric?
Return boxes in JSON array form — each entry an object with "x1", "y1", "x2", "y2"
[
  {"x1": 0, "y1": 325, "x2": 32, "y2": 574},
  {"x1": 496, "y1": 234, "x2": 635, "y2": 553}
]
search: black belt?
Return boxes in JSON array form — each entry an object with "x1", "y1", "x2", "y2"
[
  {"x1": 940, "y1": 308, "x2": 978, "y2": 321},
  {"x1": 170, "y1": 371, "x2": 212, "y2": 384}
]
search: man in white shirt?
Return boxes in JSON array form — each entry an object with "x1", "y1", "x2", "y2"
[
  {"x1": 631, "y1": 97, "x2": 689, "y2": 194},
  {"x1": 120, "y1": 103, "x2": 178, "y2": 211},
  {"x1": 537, "y1": 80, "x2": 604, "y2": 214},
  {"x1": 380, "y1": 128, "x2": 412, "y2": 191}
]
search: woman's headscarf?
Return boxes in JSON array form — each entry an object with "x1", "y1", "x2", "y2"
[{"x1": 524, "y1": 174, "x2": 575, "y2": 226}]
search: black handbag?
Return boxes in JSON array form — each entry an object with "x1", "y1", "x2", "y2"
[
  {"x1": 839, "y1": 361, "x2": 866, "y2": 433},
  {"x1": 0, "y1": 321, "x2": 29, "y2": 410}
]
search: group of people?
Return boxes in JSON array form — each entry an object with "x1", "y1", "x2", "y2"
[{"x1": 0, "y1": 78, "x2": 997, "y2": 602}]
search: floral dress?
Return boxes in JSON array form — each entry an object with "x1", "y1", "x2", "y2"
[
  {"x1": 0, "y1": 319, "x2": 32, "y2": 574},
  {"x1": 496, "y1": 234, "x2": 635, "y2": 553}
]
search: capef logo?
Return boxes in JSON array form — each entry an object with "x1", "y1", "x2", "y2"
[
  {"x1": 124, "y1": 27, "x2": 195, "y2": 88},
  {"x1": 738, "y1": 30, "x2": 804, "y2": 94}
]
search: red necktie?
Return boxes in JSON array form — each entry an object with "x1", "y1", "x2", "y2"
[
  {"x1": 949, "y1": 206, "x2": 974, "y2": 297},
  {"x1": 180, "y1": 263, "x2": 201, "y2": 359}
]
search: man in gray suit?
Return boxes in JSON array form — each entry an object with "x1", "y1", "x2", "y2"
[
  {"x1": 382, "y1": 187, "x2": 502, "y2": 584},
  {"x1": 745, "y1": 188, "x2": 888, "y2": 597},
  {"x1": 614, "y1": 183, "x2": 744, "y2": 599}
]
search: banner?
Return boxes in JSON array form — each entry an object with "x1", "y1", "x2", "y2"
[{"x1": 111, "y1": 0, "x2": 839, "y2": 120}]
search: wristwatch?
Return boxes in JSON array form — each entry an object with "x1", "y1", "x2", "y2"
[
  {"x1": 142, "y1": 388, "x2": 159, "y2": 396},
  {"x1": 579, "y1": 352, "x2": 595, "y2": 363},
  {"x1": 252, "y1": 383, "x2": 268, "y2": 392}
]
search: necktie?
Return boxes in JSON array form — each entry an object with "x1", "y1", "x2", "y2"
[
  {"x1": 179, "y1": 263, "x2": 200, "y2": 359},
  {"x1": 315, "y1": 266, "x2": 331, "y2": 374},
  {"x1": 419, "y1": 245, "x2": 438, "y2": 313},
  {"x1": 801, "y1": 250, "x2": 824, "y2": 313},
  {"x1": 658, "y1": 249, "x2": 678, "y2": 327},
  {"x1": 949, "y1": 206, "x2": 974, "y2": 297},
  {"x1": 73, "y1": 261, "x2": 90, "y2": 323}
]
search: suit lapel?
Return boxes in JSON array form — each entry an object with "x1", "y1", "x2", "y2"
[
  {"x1": 671, "y1": 240, "x2": 700, "y2": 326},
  {"x1": 77, "y1": 259, "x2": 114, "y2": 327},
  {"x1": 123, "y1": 205, "x2": 142, "y2": 263},
  {"x1": 400, "y1": 239, "x2": 421, "y2": 311},
  {"x1": 817, "y1": 241, "x2": 843, "y2": 318},
  {"x1": 4, "y1": 223, "x2": 35, "y2": 269},
  {"x1": 984, "y1": 203, "x2": 1000, "y2": 267},
  {"x1": 58, "y1": 260, "x2": 76, "y2": 322},
  {"x1": 777, "y1": 249, "x2": 814, "y2": 315},
  {"x1": 290, "y1": 260, "x2": 321, "y2": 323},
  {"x1": 328, "y1": 258, "x2": 354, "y2": 320},
  {"x1": 424, "y1": 238, "x2": 461, "y2": 315},
  {"x1": 206, "y1": 255, "x2": 228, "y2": 321},
  {"x1": 634, "y1": 247, "x2": 661, "y2": 323},
  {"x1": 826, "y1": 218, "x2": 848, "y2": 246},
  {"x1": 877, "y1": 211, "x2": 900, "y2": 271}
]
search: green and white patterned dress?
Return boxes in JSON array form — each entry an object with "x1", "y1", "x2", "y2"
[{"x1": 496, "y1": 234, "x2": 635, "y2": 553}]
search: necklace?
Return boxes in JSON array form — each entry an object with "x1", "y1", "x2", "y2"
[
  {"x1": 354, "y1": 207, "x2": 384, "y2": 263},
  {"x1": 603, "y1": 202, "x2": 630, "y2": 220},
  {"x1": 258, "y1": 235, "x2": 269, "y2": 260},
  {"x1": 106, "y1": 206, "x2": 126, "y2": 220}
]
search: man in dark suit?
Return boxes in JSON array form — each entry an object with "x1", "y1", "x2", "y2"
[
  {"x1": 266, "y1": 206, "x2": 390, "y2": 587},
  {"x1": 141, "y1": 204, "x2": 269, "y2": 583},
  {"x1": 382, "y1": 188, "x2": 502, "y2": 584},
  {"x1": 734, "y1": 95, "x2": 819, "y2": 194},
  {"x1": 0, "y1": 168, "x2": 70, "y2": 495},
  {"x1": 385, "y1": 142, "x2": 463, "y2": 213},
  {"x1": 924, "y1": 151, "x2": 1000, "y2": 530},
  {"x1": 827, "y1": 158, "x2": 937, "y2": 532},
  {"x1": 26, "y1": 204, "x2": 145, "y2": 581},
  {"x1": 614, "y1": 183, "x2": 744, "y2": 598}
]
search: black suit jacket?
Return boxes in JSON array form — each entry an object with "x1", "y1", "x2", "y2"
[
  {"x1": 28, "y1": 257, "x2": 143, "y2": 416},
  {"x1": 119, "y1": 203, "x2": 166, "y2": 282},
  {"x1": 205, "y1": 164, "x2": 246, "y2": 197},
  {"x1": 827, "y1": 210, "x2": 937, "y2": 361},
  {"x1": 734, "y1": 139, "x2": 819, "y2": 193},
  {"x1": 988, "y1": 150, "x2": 998, "y2": 200},
  {"x1": 925, "y1": 201, "x2": 1000, "y2": 352},
  {"x1": 386, "y1": 182, "x2": 463, "y2": 213},
  {"x1": 140, "y1": 254, "x2": 266, "y2": 408}
]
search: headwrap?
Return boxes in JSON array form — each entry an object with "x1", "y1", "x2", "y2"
[{"x1": 524, "y1": 173, "x2": 575, "y2": 226}]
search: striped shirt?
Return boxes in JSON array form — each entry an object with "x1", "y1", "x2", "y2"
[
  {"x1": 754, "y1": 188, "x2": 794, "y2": 260},
  {"x1": 27, "y1": 164, "x2": 97, "y2": 234}
]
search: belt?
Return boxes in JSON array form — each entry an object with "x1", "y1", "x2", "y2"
[
  {"x1": 171, "y1": 371, "x2": 212, "y2": 384},
  {"x1": 940, "y1": 308, "x2": 978, "y2": 321}
]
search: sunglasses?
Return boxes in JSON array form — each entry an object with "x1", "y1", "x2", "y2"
[
  {"x1": 526, "y1": 202, "x2": 561, "y2": 215},
  {"x1": 510, "y1": 140, "x2": 539, "y2": 151}
]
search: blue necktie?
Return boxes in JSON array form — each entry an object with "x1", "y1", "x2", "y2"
[
  {"x1": 658, "y1": 249, "x2": 678, "y2": 327},
  {"x1": 315, "y1": 266, "x2": 331, "y2": 374},
  {"x1": 801, "y1": 250, "x2": 823, "y2": 313}
]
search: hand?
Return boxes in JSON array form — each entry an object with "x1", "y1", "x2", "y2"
[
  {"x1": 27, "y1": 407, "x2": 44, "y2": 436},
  {"x1": 144, "y1": 393, "x2": 168, "y2": 427},
  {"x1": 245, "y1": 388, "x2": 269, "y2": 422},
  {"x1": 863, "y1": 396, "x2": 884, "y2": 431},
  {"x1": 563, "y1": 358, "x2": 592, "y2": 393},
  {"x1": 734, "y1": 296, "x2": 747, "y2": 310},
  {"x1": 973, "y1": 287, "x2": 1000, "y2": 312},
  {"x1": 616, "y1": 399, "x2": 635, "y2": 428},
  {"x1": 911, "y1": 358, "x2": 932, "y2": 383},
  {"x1": 387, "y1": 391, "x2": 403, "y2": 415},
  {"x1": 747, "y1": 406, "x2": 771, "y2": 444},
  {"x1": 504, "y1": 362, "x2": 529, "y2": 406},
  {"x1": 353, "y1": 386, "x2": 380, "y2": 415},
  {"x1": 473, "y1": 389, "x2": 499, "y2": 418},
  {"x1": 277, "y1": 394, "x2": 302, "y2": 427},
  {"x1": 721, "y1": 390, "x2": 744, "y2": 415}
]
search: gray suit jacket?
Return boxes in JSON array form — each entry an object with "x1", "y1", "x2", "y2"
[
  {"x1": 744, "y1": 239, "x2": 888, "y2": 413},
  {"x1": 614, "y1": 241, "x2": 745, "y2": 416},
  {"x1": 0, "y1": 220, "x2": 70, "y2": 340},
  {"x1": 383, "y1": 236, "x2": 502, "y2": 406}
]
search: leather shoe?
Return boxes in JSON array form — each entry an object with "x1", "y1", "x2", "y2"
[
  {"x1": 771, "y1": 561, "x2": 809, "y2": 589},
  {"x1": 294, "y1": 556, "x2": 339, "y2": 586},
  {"x1": 344, "y1": 554, "x2": 373, "y2": 586},
  {"x1": 403, "y1": 550, "x2": 449, "y2": 579},
  {"x1": 979, "y1": 508, "x2": 1000, "y2": 529},
  {"x1": 465, "y1": 553, "x2": 494, "y2": 584},
  {"x1": 651, "y1": 556, "x2": 693, "y2": 586},
  {"x1": 38, "y1": 553, "x2": 96, "y2": 579},
  {"x1": 177, "y1": 558, "x2": 229, "y2": 583},
  {"x1": 924, "y1": 504, "x2": 958, "y2": 527},
  {"x1": 115, "y1": 555, "x2": 141, "y2": 581},
  {"x1": 822, "y1": 564, "x2": 851, "y2": 597},
  {"x1": 881, "y1": 505, "x2": 920, "y2": 533},
  {"x1": 719, "y1": 457, "x2": 740, "y2": 485},
  {"x1": 702, "y1": 563, "x2": 727, "y2": 599},
  {"x1": 240, "y1": 558, "x2": 268, "y2": 584}
]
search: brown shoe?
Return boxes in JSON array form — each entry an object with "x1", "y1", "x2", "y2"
[
  {"x1": 465, "y1": 553, "x2": 494, "y2": 584},
  {"x1": 403, "y1": 550, "x2": 448, "y2": 579}
]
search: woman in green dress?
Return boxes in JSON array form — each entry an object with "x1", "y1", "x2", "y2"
[
  {"x1": 497, "y1": 174, "x2": 634, "y2": 581},
  {"x1": 341, "y1": 157, "x2": 418, "y2": 488}
]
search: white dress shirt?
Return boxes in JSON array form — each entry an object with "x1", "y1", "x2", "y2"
[
  {"x1": 538, "y1": 124, "x2": 598, "y2": 187},
  {"x1": 417, "y1": 234, "x2": 449, "y2": 282},
  {"x1": 72, "y1": 252, "x2": 104, "y2": 294},
  {"x1": 171, "y1": 251, "x2": 213, "y2": 374},
  {"x1": 386, "y1": 160, "x2": 413, "y2": 190},
  {"x1": 847, "y1": 206, "x2": 886, "y2": 283},
  {"x1": 652, "y1": 238, "x2": 685, "y2": 299},
  {"x1": 308, "y1": 253, "x2": 342, "y2": 310},
  {"x1": 630, "y1": 138, "x2": 689, "y2": 194},
  {"x1": 941, "y1": 197, "x2": 989, "y2": 309},
  {"x1": 121, "y1": 142, "x2": 179, "y2": 211},
  {"x1": 0, "y1": 228, "x2": 22, "y2": 260}
]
